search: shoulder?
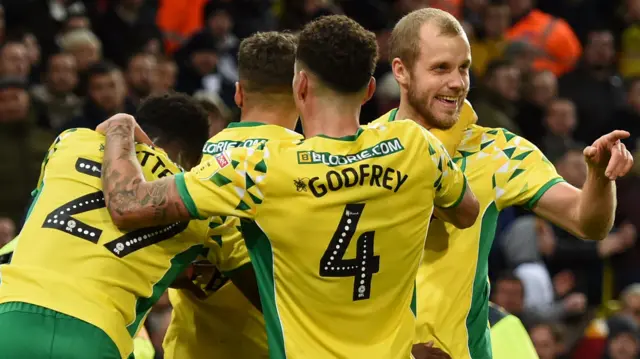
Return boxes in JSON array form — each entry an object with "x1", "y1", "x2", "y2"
[{"x1": 368, "y1": 109, "x2": 397, "y2": 127}]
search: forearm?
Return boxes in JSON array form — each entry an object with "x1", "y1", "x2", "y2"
[
  {"x1": 575, "y1": 169, "x2": 616, "y2": 240},
  {"x1": 101, "y1": 119, "x2": 189, "y2": 229}
]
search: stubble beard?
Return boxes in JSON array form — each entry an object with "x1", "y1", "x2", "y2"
[{"x1": 407, "y1": 81, "x2": 461, "y2": 130}]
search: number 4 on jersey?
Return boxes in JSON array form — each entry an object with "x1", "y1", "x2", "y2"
[{"x1": 319, "y1": 203, "x2": 380, "y2": 301}]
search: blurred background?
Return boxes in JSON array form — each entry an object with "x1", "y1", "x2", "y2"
[{"x1": 1, "y1": 0, "x2": 640, "y2": 358}]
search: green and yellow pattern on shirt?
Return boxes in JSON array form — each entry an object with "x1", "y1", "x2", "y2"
[
  {"x1": 417, "y1": 125, "x2": 564, "y2": 359},
  {"x1": 175, "y1": 120, "x2": 467, "y2": 359},
  {"x1": 164, "y1": 122, "x2": 302, "y2": 359}
]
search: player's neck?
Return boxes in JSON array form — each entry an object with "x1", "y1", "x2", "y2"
[
  {"x1": 302, "y1": 98, "x2": 361, "y2": 139},
  {"x1": 396, "y1": 99, "x2": 432, "y2": 130},
  {"x1": 240, "y1": 105, "x2": 298, "y2": 130}
]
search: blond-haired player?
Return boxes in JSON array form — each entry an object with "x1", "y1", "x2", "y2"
[{"x1": 370, "y1": 8, "x2": 633, "y2": 359}]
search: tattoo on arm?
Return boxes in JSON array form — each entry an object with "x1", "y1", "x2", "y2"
[{"x1": 101, "y1": 119, "x2": 190, "y2": 228}]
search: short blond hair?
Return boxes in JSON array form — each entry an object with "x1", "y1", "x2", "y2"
[{"x1": 389, "y1": 8, "x2": 464, "y2": 69}]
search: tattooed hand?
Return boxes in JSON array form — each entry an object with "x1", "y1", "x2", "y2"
[
  {"x1": 100, "y1": 114, "x2": 190, "y2": 230},
  {"x1": 96, "y1": 113, "x2": 153, "y2": 146}
]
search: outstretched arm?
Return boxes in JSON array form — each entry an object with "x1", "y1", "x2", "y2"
[
  {"x1": 98, "y1": 114, "x2": 191, "y2": 229},
  {"x1": 534, "y1": 131, "x2": 633, "y2": 239}
]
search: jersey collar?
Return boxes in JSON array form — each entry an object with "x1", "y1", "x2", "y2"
[{"x1": 226, "y1": 121, "x2": 266, "y2": 128}]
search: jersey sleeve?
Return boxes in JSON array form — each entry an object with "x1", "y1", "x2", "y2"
[
  {"x1": 205, "y1": 216, "x2": 251, "y2": 274},
  {"x1": 174, "y1": 146, "x2": 268, "y2": 220},
  {"x1": 495, "y1": 135, "x2": 565, "y2": 210},
  {"x1": 421, "y1": 127, "x2": 467, "y2": 208}
]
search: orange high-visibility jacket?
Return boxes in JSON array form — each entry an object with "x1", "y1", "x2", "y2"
[{"x1": 506, "y1": 10, "x2": 582, "y2": 76}]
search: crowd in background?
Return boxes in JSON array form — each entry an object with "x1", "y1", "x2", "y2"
[{"x1": 1, "y1": 0, "x2": 640, "y2": 358}]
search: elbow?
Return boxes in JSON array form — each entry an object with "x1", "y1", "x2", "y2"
[
  {"x1": 107, "y1": 207, "x2": 140, "y2": 231},
  {"x1": 455, "y1": 196, "x2": 479, "y2": 229},
  {"x1": 581, "y1": 225, "x2": 612, "y2": 241}
]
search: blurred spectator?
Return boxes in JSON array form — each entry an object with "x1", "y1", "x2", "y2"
[
  {"x1": 0, "y1": 217, "x2": 15, "y2": 249},
  {"x1": 175, "y1": 31, "x2": 235, "y2": 106},
  {"x1": 603, "y1": 315, "x2": 640, "y2": 359},
  {"x1": 61, "y1": 62, "x2": 133, "y2": 131},
  {"x1": 517, "y1": 70, "x2": 558, "y2": 145},
  {"x1": 541, "y1": 99, "x2": 577, "y2": 161},
  {"x1": 0, "y1": 76, "x2": 54, "y2": 226},
  {"x1": 505, "y1": 0, "x2": 582, "y2": 77},
  {"x1": 559, "y1": 29, "x2": 625, "y2": 145},
  {"x1": 194, "y1": 90, "x2": 231, "y2": 137},
  {"x1": 491, "y1": 271, "x2": 526, "y2": 318},
  {"x1": 376, "y1": 72, "x2": 401, "y2": 116},
  {"x1": 203, "y1": 1, "x2": 239, "y2": 84},
  {"x1": 31, "y1": 52, "x2": 82, "y2": 130},
  {"x1": 473, "y1": 59, "x2": 522, "y2": 133},
  {"x1": 620, "y1": 284, "x2": 640, "y2": 328},
  {"x1": 125, "y1": 52, "x2": 157, "y2": 106},
  {"x1": 22, "y1": 32, "x2": 42, "y2": 84},
  {"x1": 617, "y1": 0, "x2": 640, "y2": 78},
  {"x1": 529, "y1": 321, "x2": 569, "y2": 359},
  {"x1": 96, "y1": 0, "x2": 159, "y2": 68},
  {"x1": 501, "y1": 215, "x2": 590, "y2": 324},
  {"x1": 151, "y1": 57, "x2": 177, "y2": 95},
  {"x1": 0, "y1": 38, "x2": 30, "y2": 80},
  {"x1": 609, "y1": 77, "x2": 640, "y2": 153},
  {"x1": 279, "y1": 0, "x2": 342, "y2": 30},
  {"x1": 59, "y1": 29, "x2": 102, "y2": 96},
  {"x1": 470, "y1": 0, "x2": 510, "y2": 77}
]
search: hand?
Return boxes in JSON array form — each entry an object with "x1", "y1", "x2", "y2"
[
  {"x1": 563, "y1": 292, "x2": 587, "y2": 313},
  {"x1": 553, "y1": 271, "x2": 576, "y2": 297},
  {"x1": 583, "y1": 130, "x2": 634, "y2": 180},
  {"x1": 96, "y1": 113, "x2": 153, "y2": 146},
  {"x1": 412, "y1": 342, "x2": 451, "y2": 359},
  {"x1": 598, "y1": 222, "x2": 637, "y2": 257}
]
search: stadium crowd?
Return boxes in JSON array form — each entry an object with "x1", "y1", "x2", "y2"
[{"x1": 1, "y1": 0, "x2": 640, "y2": 358}]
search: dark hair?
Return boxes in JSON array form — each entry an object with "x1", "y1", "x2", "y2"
[
  {"x1": 126, "y1": 52, "x2": 155, "y2": 69},
  {"x1": 86, "y1": 61, "x2": 120, "y2": 79},
  {"x1": 237, "y1": 31, "x2": 297, "y2": 94},
  {"x1": 484, "y1": 59, "x2": 515, "y2": 80},
  {"x1": 136, "y1": 92, "x2": 210, "y2": 165},
  {"x1": 297, "y1": 15, "x2": 378, "y2": 93}
]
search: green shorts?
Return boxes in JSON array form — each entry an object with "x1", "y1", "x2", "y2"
[{"x1": 0, "y1": 301, "x2": 122, "y2": 359}]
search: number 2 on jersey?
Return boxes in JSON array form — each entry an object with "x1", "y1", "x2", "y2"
[
  {"x1": 319, "y1": 203, "x2": 380, "y2": 301},
  {"x1": 41, "y1": 158, "x2": 188, "y2": 257}
]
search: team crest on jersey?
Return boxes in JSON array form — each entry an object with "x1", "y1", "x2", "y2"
[{"x1": 215, "y1": 153, "x2": 230, "y2": 168}]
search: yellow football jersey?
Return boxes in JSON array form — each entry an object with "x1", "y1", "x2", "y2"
[
  {"x1": 0, "y1": 129, "x2": 210, "y2": 359},
  {"x1": 163, "y1": 122, "x2": 302, "y2": 359},
  {"x1": 174, "y1": 120, "x2": 467, "y2": 359},
  {"x1": 373, "y1": 110, "x2": 564, "y2": 359}
]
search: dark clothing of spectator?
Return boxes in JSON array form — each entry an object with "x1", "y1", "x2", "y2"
[
  {"x1": 559, "y1": 65, "x2": 626, "y2": 145},
  {"x1": 95, "y1": 4, "x2": 159, "y2": 68},
  {"x1": 0, "y1": 113, "x2": 55, "y2": 227},
  {"x1": 59, "y1": 98, "x2": 136, "y2": 133}
]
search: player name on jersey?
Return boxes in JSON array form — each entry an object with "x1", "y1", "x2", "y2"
[
  {"x1": 202, "y1": 139, "x2": 268, "y2": 155},
  {"x1": 308, "y1": 164, "x2": 409, "y2": 198},
  {"x1": 137, "y1": 150, "x2": 177, "y2": 178}
]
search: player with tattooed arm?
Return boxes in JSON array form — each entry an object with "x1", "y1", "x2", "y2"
[{"x1": 0, "y1": 94, "x2": 213, "y2": 359}]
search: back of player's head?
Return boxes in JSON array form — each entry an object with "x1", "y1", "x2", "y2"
[
  {"x1": 237, "y1": 31, "x2": 297, "y2": 95},
  {"x1": 389, "y1": 8, "x2": 465, "y2": 69},
  {"x1": 296, "y1": 15, "x2": 378, "y2": 94},
  {"x1": 136, "y1": 92, "x2": 209, "y2": 165}
]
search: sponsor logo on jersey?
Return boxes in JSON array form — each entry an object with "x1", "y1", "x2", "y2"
[
  {"x1": 297, "y1": 138, "x2": 404, "y2": 167},
  {"x1": 215, "y1": 153, "x2": 230, "y2": 168},
  {"x1": 202, "y1": 138, "x2": 268, "y2": 155}
]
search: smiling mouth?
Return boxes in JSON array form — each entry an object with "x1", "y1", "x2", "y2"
[{"x1": 435, "y1": 95, "x2": 459, "y2": 105}]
